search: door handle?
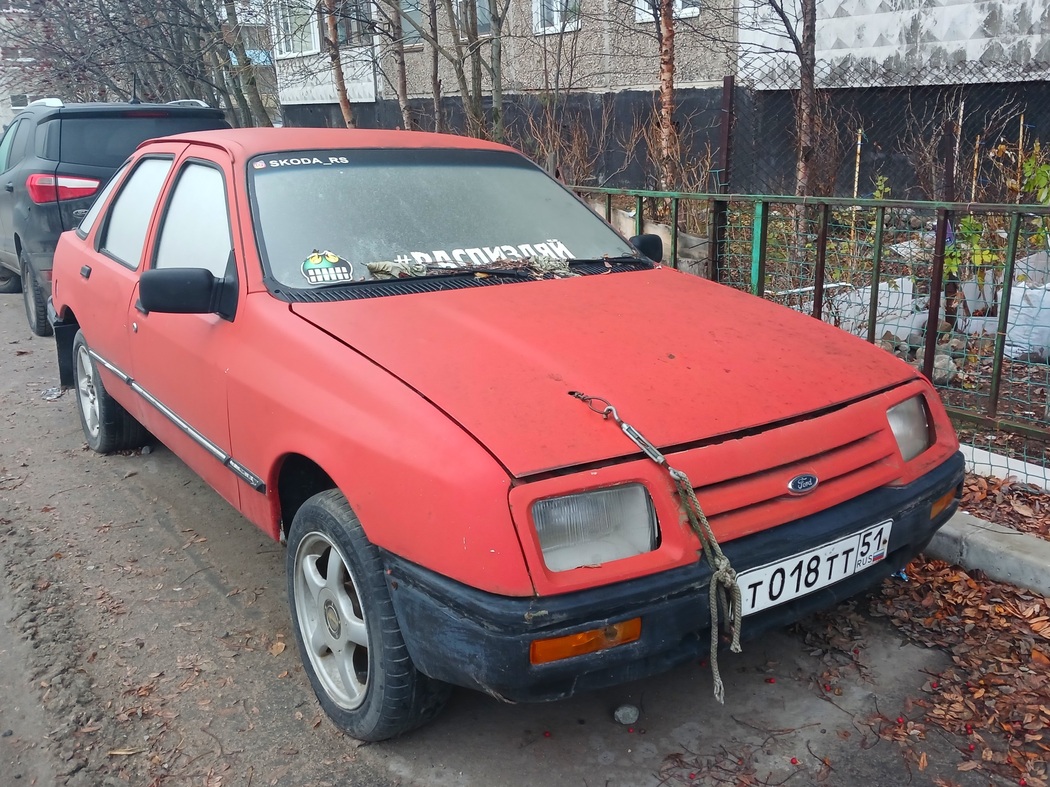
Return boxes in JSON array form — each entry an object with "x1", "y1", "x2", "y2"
[
  {"x1": 3, "y1": 183, "x2": 12, "y2": 193},
  {"x1": 80, "y1": 265, "x2": 91, "y2": 279}
]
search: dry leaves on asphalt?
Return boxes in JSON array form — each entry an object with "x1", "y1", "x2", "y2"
[
  {"x1": 961, "y1": 473, "x2": 1050, "y2": 541},
  {"x1": 873, "y1": 558, "x2": 1050, "y2": 787}
]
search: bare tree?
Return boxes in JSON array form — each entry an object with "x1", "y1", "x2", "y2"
[
  {"x1": 323, "y1": 0, "x2": 357, "y2": 126},
  {"x1": 6, "y1": 0, "x2": 275, "y2": 125}
]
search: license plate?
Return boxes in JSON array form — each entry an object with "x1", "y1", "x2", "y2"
[{"x1": 737, "y1": 520, "x2": 893, "y2": 617}]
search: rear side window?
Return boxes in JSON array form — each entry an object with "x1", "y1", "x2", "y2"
[
  {"x1": 7, "y1": 120, "x2": 33, "y2": 169},
  {"x1": 99, "y1": 158, "x2": 173, "y2": 268},
  {"x1": 0, "y1": 120, "x2": 19, "y2": 172},
  {"x1": 60, "y1": 116, "x2": 227, "y2": 168},
  {"x1": 78, "y1": 161, "x2": 131, "y2": 236}
]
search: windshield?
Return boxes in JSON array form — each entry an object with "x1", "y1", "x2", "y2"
[{"x1": 248, "y1": 148, "x2": 637, "y2": 289}]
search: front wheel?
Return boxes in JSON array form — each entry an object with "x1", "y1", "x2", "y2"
[{"x1": 287, "y1": 490, "x2": 451, "y2": 741}]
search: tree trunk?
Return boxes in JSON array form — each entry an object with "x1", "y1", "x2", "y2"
[
  {"x1": 223, "y1": 0, "x2": 273, "y2": 126},
  {"x1": 439, "y1": 0, "x2": 484, "y2": 136},
  {"x1": 795, "y1": 0, "x2": 816, "y2": 199},
  {"x1": 429, "y1": 0, "x2": 443, "y2": 132},
  {"x1": 324, "y1": 0, "x2": 356, "y2": 128},
  {"x1": 657, "y1": 0, "x2": 677, "y2": 190},
  {"x1": 388, "y1": 7, "x2": 413, "y2": 128},
  {"x1": 489, "y1": 0, "x2": 503, "y2": 142},
  {"x1": 466, "y1": 0, "x2": 483, "y2": 135}
]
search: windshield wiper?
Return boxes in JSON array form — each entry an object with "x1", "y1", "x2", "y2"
[{"x1": 432, "y1": 266, "x2": 534, "y2": 279}]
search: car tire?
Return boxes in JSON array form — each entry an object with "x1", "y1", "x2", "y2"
[
  {"x1": 0, "y1": 266, "x2": 21, "y2": 294},
  {"x1": 73, "y1": 330, "x2": 148, "y2": 453},
  {"x1": 287, "y1": 489, "x2": 451, "y2": 741},
  {"x1": 21, "y1": 252, "x2": 52, "y2": 337}
]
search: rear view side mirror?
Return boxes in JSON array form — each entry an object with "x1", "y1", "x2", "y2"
[
  {"x1": 140, "y1": 266, "x2": 237, "y2": 320},
  {"x1": 140, "y1": 268, "x2": 215, "y2": 313},
  {"x1": 630, "y1": 233, "x2": 663, "y2": 263}
]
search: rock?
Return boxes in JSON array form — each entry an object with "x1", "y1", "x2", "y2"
[
  {"x1": 877, "y1": 340, "x2": 896, "y2": 354},
  {"x1": 931, "y1": 354, "x2": 958, "y2": 385},
  {"x1": 909, "y1": 215, "x2": 923, "y2": 230},
  {"x1": 613, "y1": 704, "x2": 640, "y2": 725}
]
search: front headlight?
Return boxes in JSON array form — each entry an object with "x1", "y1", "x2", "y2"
[
  {"x1": 532, "y1": 484, "x2": 658, "y2": 572},
  {"x1": 887, "y1": 395, "x2": 931, "y2": 462}
]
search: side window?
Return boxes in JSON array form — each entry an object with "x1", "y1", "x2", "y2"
[
  {"x1": 0, "y1": 120, "x2": 20, "y2": 172},
  {"x1": 78, "y1": 162, "x2": 131, "y2": 236},
  {"x1": 99, "y1": 158, "x2": 173, "y2": 268},
  {"x1": 7, "y1": 120, "x2": 33, "y2": 169},
  {"x1": 154, "y1": 163, "x2": 232, "y2": 278}
]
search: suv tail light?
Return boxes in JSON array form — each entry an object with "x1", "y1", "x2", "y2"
[{"x1": 26, "y1": 174, "x2": 101, "y2": 204}]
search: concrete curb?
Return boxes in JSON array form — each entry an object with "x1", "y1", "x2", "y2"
[{"x1": 926, "y1": 510, "x2": 1050, "y2": 598}]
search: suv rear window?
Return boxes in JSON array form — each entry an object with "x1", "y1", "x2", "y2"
[{"x1": 60, "y1": 116, "x2": 227, "y2": 167}]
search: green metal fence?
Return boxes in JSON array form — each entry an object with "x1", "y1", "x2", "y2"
[{"x1": 576, "y1": 185, "x2": 1050, "y2": 486}]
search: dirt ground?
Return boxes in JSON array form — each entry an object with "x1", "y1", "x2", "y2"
[{"x1": 0, "y1": 293, "x2": 1033, "y2": 787}]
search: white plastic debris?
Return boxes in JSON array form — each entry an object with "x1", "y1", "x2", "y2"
[{"x1": 613, "y1": 704, "x2": 640, "y2": 725}]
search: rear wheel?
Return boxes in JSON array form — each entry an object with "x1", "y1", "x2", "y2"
[
  {"x1": 73, "y1": 330, "x2": 148, "y2": 453},
  {"x1": 0, "y1": 266, "x2": 21, "y2": 294},
  {"x1": 287, "y1": 490, "x2": 451, "y2": 741},
  {"x1": 21, "y1": 252, "x2": 52, "y2": 337}
]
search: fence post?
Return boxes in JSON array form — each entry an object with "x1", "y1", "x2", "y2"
[
  {"x1": 865, "y1": 206, "x2": 886, "y2": 343},
  {"x1": 751, "y1": 200, "x2": 768, "y2": 297},
  {"x1": 922, "y1": 208, "x2": 950, "y2": 381},
  {"x1": 988, "y1": 211, "x2": 1022, "y2": 417},
  {"x1": 942, "y1": 117, "x2": 960, "y2": 330},
  {"x1": 812, "y1": 202, "x2": 830, "y2": 320},
  {"x1": 709, "y1": 75, "x2": 734, "y2": 283}
]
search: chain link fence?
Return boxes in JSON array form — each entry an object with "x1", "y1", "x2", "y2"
[{"x1": 729, "y1": 59, "x2": 1050, "y2": 202}]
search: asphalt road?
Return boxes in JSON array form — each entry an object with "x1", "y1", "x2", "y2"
[{"x1": 0, "y1": 292, "x2": 995, "y2": 787}]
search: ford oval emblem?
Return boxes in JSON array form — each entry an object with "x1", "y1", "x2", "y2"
[{"x1": 787, "y1": 473, "x2": 819, "y2": 495}]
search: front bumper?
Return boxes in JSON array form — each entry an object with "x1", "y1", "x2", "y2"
[{"x1": 384, "y1": 451, "x2": 964, "y2": 702}]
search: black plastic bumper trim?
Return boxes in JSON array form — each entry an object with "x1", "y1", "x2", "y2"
[{"x1": 383, "y1": 451, "x2": 965, "y2": 702}]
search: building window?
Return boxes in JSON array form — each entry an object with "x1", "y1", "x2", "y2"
[
  {"x1": 455, "y1": 0, "x2": 491, "y2": 36},
  {"x1": 533, "y1": 0, "x2": 580, "y2": 34},
  {"x1": 334, "y1": 0, "x2": 375, "y2": 46},
  {"x1": 400, "y1": 0, "x2": 423, "y2": 46},
  {"x1": 274, "y1": 0, "x2": 320, "y2": 56},
  {"x1": 634, "y1": 0, "x2": 701, "y2": 23}
]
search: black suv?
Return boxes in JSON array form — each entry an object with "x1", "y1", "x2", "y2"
[{"x1": 0, "y1": 99, "x2": 230, "y2": 335}]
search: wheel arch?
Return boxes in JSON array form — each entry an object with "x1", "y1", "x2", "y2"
[{"x1": 276, "y1": 453, "x2": 337, "y2": 542}]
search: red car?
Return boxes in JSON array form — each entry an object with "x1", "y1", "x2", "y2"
[{"x1": 48, "y1": 128, "x2": 963, "y2": 741}]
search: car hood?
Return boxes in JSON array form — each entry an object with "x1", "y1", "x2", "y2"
[{"x1": 290, "y1": 268, "x2": 916, "y2": 477}]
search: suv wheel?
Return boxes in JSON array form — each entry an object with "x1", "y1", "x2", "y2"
[
  {"x1": 21, "y1": 252, "x2": 52, "y2": 336},
  {"x1": 0, "y1": 266, "x2": 21, "y2": 294}
]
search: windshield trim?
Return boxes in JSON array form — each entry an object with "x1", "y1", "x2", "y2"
[{"x1": 264, "y1": 259, "x2": 654, "y2": 303}]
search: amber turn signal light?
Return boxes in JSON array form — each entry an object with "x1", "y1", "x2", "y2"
[
  {"x1": 930, "y1": 489, "x2": 956, "y2": 520},
  {"x1": 530, "y1": 618, "x2": 642, "y2": 665}
]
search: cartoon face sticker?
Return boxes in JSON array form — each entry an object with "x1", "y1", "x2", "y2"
[{"x1": 302, "y1": 251, "x2": 354, "y2": 284}]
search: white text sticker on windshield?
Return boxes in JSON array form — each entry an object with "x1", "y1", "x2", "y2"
[
  {"x1": 263, "y1": 156, "x2": 350, "y2": 168},
  {"x1": 395, "y1": 239, "x2": 575, "y2": 268}
]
